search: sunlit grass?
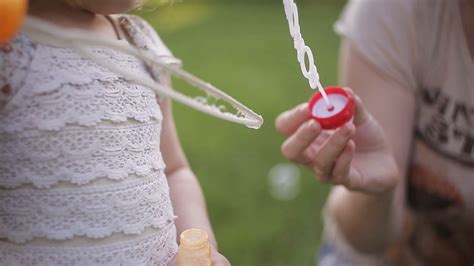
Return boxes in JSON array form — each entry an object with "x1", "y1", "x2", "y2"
[{"x1": 141, "y1": 2, "x2": 214, "y2": 33}]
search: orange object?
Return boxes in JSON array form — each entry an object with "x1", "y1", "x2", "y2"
[
  {"x1": 176, "y1": 229, "x2": 211, "y2": 266},
  {"x1": 0, "y1": 0, "x2": 28, "y2": 44}
]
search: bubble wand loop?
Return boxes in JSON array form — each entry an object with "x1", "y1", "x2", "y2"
[
  {"x1": 21, "y1": 18, "x2": 264, "y2": 129},
  {"x1": 283, "y1": 0, "x2": 333, "y2": 110}
]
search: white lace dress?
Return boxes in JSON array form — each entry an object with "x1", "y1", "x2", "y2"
[{"x1": 0, "y1": 15, "x2": 181, "y2": 265}]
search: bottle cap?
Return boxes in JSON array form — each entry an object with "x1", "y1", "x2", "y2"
[
  {"x1": 308, "y1": 86, "x2": 355, "y2": 130},
  {"x1": 180, "y1": 229, "x2": 209, "y2": 250}
]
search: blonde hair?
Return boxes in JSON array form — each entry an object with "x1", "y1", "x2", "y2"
[{"x1": 64, "y1": 0, "x2": 147, "y2": 9}]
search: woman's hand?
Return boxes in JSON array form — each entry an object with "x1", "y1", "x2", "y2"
[{"x1": 275, "y1": 91, "x2": 399, "y2": 194}]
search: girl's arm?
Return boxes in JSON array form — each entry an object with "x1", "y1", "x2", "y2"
[
  {"x1": 159, "y1": 78, "x2": 230, "y2": 265},
  {"x1": 325, "y1": 40, "x2": 416, "y2": 253},
  {"x1": 160, "y1": 96, "x2": 216, "y2": 245}
]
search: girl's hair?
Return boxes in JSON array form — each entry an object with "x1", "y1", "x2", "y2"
[
  {"x1": 61, "y1": 0, "x2": 181, "y2": 12},
  {"x1": 64, "y1": 0, "x2": 147, "y2": 9}
]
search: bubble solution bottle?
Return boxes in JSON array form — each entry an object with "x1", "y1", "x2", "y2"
[{"x1": 176, "y1": 229, "x2": 211, "y2": 266}]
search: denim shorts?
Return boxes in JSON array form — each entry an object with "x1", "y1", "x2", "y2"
[{"x1": 317, "y1": 242, "x2": 356, "y2": 266}]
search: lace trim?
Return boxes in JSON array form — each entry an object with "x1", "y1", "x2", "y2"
[
  {"x1": 0, "y1": 121, "x2": 160, "y2": 160},
  {"x1": 0, "y1": 171, "x2": 175, "y2": 243},
  {"x1": 0, "y1": 148, "x2": 165, "y2": 188},
  {"x1": 0, "y1": 224, "x2": 178, "y2": 266},
  {"x1": 0, "y1": 122, "x2": 165, "y2": 188},
  {"x1": 1, "y1": 78, "x2": 162, "y2": 133},
  {"x1": 24, "y1": 45, "x2": 149, "y2": 95}
]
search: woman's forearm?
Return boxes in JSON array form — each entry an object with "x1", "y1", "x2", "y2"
[
  {"x1": 329, "y1": 41, "x2": 413, "y2": 254},
  {"x1": 167, "y1": 167, "x2": 217, "y2": 247},
  {"x1": 326, "y1": 180, "x2": 405, "y2": 254}
]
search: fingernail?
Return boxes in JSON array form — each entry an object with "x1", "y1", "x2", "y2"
[
  {"x1": 341, "y1": 123, "x2": 354, "y2": 136},
  {"x1": 300, "y1": 103, "x2": 310, "y2": 114},
  {"x1": 308, "y1": 120, "x2": 319, "y2": 130}
]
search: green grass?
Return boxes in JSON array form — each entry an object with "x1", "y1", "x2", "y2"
[{"x1": 139, "y1": 2, "x2": 345, "y2": 265}]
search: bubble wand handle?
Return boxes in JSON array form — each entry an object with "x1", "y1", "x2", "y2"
[
  {"x1": 283, "y1": 0, "x2": 333, "y2": 110},
  {"x1": 22, "y1": 17, "x2": 263, "y2": 129}
]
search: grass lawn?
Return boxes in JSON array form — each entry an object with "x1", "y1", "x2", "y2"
[{"x1": 139, "y1": 1, "x2": 345, "y2": 265}]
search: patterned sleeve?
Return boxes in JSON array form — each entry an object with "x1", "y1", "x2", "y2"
[
  {"x1": 0, "y1": 51, "x2": 5, "y2": 88},
  {"x1": 334, "y1": 0, "x2": 421, "y2": 91},
  {"x1": 134, "y1": 16, "x2": 181, "y2": 66},
  {"x1": 119, "y1": 15, "x2": 182, "y2": 87},
  {"x1": 0, "y1": 36, "x2": 36, "y2": 109},
  {"x1": 0, "y1": 47, "x2": 9, "y2": 106}
]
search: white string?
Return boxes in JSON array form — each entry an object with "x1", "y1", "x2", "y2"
[
  {"x1": 22, "y1": 18, "x2": 264, "y2": 129},
  {"x1": 283, "y1": 0, "x2": 333, "y2": 109}
]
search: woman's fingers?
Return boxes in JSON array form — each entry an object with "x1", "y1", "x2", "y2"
[
  {"x1": 281, "y1": 120, "x2": 321, "y2": 163},
  {"x1": 344, "y1": 88, "x2": 371, "y2": 126},
  {"x1": 276, "y1": 99, "x2": 361, "y2": 183},
  {"x1": 353, "y1": 95, "x2": 372, "y2": 126},
  {"x1": 330, "y1": 140, "x2": 355, "y2": 184},
  {"x1": 275, "y1": 103, "x2": 310, "y2": 136},
  {"x1": 311, "y1": 123, "x2": 355, "y2": 178}
]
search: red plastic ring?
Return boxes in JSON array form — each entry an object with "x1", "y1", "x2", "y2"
[{"x1": 308, "y1": 86, "x2": 355, "y2": 130}]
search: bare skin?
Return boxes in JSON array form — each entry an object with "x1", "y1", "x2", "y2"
[
  {"x1": 460, "y1": 0, "x2": 474, "y2": 59},
  {"x1": 276, "y1": 0, "x2": 474, "y2": 255},
  {"x1": 27, "y1": 1, "x2": 230, "y2": 265},
  {"x1": 275, "y1": 59, "x2": 404, "y2": 253}
]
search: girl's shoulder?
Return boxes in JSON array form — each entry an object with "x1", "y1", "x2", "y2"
[
  {"x1": 1, "y1": 33, "x2": 37, "y2": 72},
  {"x1": 114, "y1": 14, "x2": 181, "y2": 66},
  {"x1": 117, "y1": 15, "x2": 158, "y2": 40},
  {"x1": 1, "y1": 34, "x2": 38, "y2": 106}
]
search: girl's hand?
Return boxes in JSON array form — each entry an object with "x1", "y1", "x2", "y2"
[
  {"x1": 209, "y1": 244, "x2": 231, "y2": 266},
  {"x1": 275, "y1": 91, "x2": 399, "y2": 194},
  {"x1": 168, "y1": 244, "x2": 231, "y2": 266}
]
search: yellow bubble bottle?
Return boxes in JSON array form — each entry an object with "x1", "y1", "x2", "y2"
[{"x1": 176, "y1": 229, "x2": 211, "y2": 266}]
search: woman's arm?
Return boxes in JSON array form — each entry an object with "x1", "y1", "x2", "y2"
[
  {"x1": 159, "y1": 79, "x2": 230, "y2": 265},
  {"x1": 275, "y1": 38, "x2": 416, "y2": 254},
  {"x1": 325, "y1": 40, "x2": 416, "y2": 254}
]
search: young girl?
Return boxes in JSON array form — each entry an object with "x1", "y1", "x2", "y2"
[{"x1": 0, "y1": 0, "x2": 230, "y2": 265}]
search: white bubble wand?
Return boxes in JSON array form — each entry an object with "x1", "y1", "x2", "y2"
[
  {"x1": 22, "y1": 17, "x2": 264, "y2": 129},
  {"x1": 283, "y1": 0, "x2": 333, "y2": 110}
]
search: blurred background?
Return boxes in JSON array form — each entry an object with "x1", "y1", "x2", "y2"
[{"x1": 138, "y1": 1, "x2": 346, "y2": 265}]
